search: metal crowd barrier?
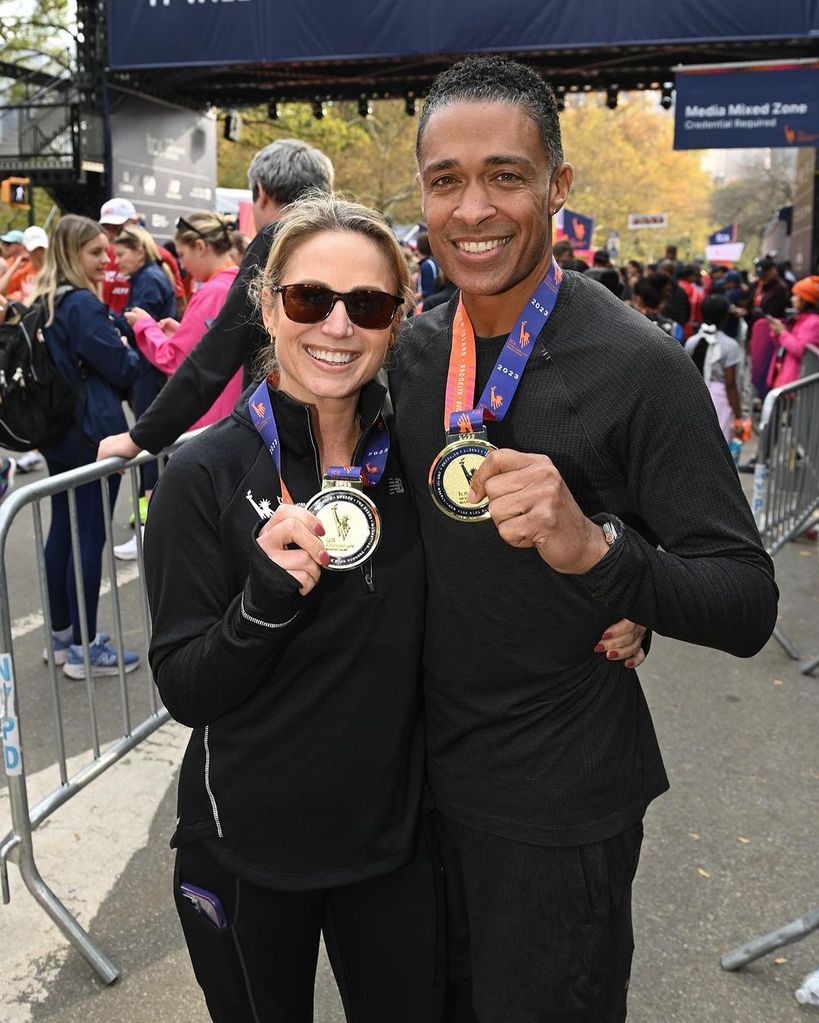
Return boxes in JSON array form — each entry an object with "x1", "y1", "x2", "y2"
[
  {"x1": 721, "y1": 362, "x2": 819, "y2": 976},
  {"x1": 0, "y1": 434, "x2": 198, "y2": 983},
  {"x1": 750, "y1": 364, "x2": 819, "y2": 675}
]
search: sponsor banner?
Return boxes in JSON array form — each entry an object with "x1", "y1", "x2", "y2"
[
  {"x1": 709, "y1": 224, "x2": 738, "y2": 245},
  {"x1": 675, "y1": 64, "x2": 819, "y2": 150},
  {"x1": 108, "y1": 91, "x2": 218, "y2": 240},
  {"x1": 108, "y1": 1, "x2": 817, "y2": 72},
  {"x1": 628, "y1": 213, "x2": 668, "y2": 230}
]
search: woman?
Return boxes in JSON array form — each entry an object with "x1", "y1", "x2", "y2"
[
  {"x1": 685, "y1": 295, "x2": 743, "y2": 443},
  {"x1": 123, "y1": 212, "x2": 242, "y2": 430},
  {"x1": 144, "y1": 195, "x2": 648, "y2": 1022},
  {"x1": 114, "y1": 224, "x2": 177, "y2": 538},
  {"x1": 763, "y1": 274, "x2": 819, "y2": 391},
  {"x1": 30, "y1": 215, "x2": 142, "y2": 677}
]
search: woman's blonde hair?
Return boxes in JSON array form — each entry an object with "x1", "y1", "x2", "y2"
[
  {"x1": 114, "y1": 224, "x2": 175, "y2": 288},
  {"x1": 253, "y1": 192, "x2": 413, "y2": 376},
  {"x1": 174, "y1": 211, "x2": 235, "y2": 255},
  {"x1": 29, "y1": 214, "x2": 105, "y2": 325}
]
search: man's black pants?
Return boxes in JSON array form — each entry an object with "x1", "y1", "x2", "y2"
[
  {"x1": 174, "y1": 824, "x2": 446, "y2": 1023},
  {"x1": 437, "y1": 813, "x2": 643, "y2": 1023}
]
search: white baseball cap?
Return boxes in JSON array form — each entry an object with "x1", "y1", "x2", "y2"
[
  {"x1": 99, "y1": 197, "x2": 138, "y2": 225},
  {"x1": 22, "y1": 226, "x2": 49, "y2": 252}
]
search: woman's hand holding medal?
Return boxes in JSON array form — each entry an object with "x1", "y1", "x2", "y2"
[
  {"x1": 257, "y1": 505, "x2": 330, "y2": 596},
  {"x1": 466, "y1": 448, "x2": 609, "y2": 575}
]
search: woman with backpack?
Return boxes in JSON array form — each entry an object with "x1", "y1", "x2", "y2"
[{"x1": 30, "y1": 214, "x2": 143, "y2": 678}]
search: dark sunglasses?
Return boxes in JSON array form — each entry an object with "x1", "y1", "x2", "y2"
[{"x1": 272, "y1": 283, "x2": 404, "y2": 330}]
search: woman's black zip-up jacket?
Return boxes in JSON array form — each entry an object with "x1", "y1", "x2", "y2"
[{"x1": 144, "y1": 379, "x2": 427, "y2": 891}]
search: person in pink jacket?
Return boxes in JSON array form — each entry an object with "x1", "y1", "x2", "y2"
[
  {"x1": 124, "y1": 212, "x2": 241, "y2": 430},
  {"x1": 764, "y1": 274, "x2": 819, "y2": 390}
]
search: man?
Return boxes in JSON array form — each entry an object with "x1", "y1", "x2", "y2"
[
  {"x1": 656, "y1": 257, "x2": 690, "y2": 328},
  {"x1": 751, "y1": 257, "x2": 789, "y2": 320},
  {"x1": 0, "y1": 228, "x2": 24, "y2": 264},
  {"x1": 98, "y1": 197, "x2": 185, "y2": 316},
  {"x1": 389, "y1": 55, "x2": 777, "y2": 1022},
  {"x1": 97, "y1": 138, "x2": 334, "y2": 461},
  {"x1": 552, "y1": 237, "x2": 573, "y2": 268},
  {"x1": 632, "y1": 276, "x2": 680, "y2": 339},
  {"x1": 0, "y1": 229, "x2": 29, "y2": 297},
  {"x1": 415, "y1": 230, "x2": 442, "y2": 304}
]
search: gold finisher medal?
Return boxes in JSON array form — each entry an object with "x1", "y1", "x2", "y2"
[
  {"x1": 428, "y1": 433, "x2": 497, "y2": 522},
  {"x1": 304, "y1": 476, "x2": 381, "y2": 570}
]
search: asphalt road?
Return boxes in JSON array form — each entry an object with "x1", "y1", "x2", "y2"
[{"x1": 1, "y1": 456, "x2": 817, "y2": 1022}]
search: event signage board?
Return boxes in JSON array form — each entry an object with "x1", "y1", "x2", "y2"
[
  {"x1": 674, "y1": 64, "x2": 819, "y2": 150},
  {"x1": 108, "y1": 91, "x2": 217, "y2": 240},
  {"x1": 107, "y1": 2, "x2": 816, "y2": 71},
  {"x1": 560, "y1": 209, "x2": 594, "y2": 248},
  {"x1": 627, "y1": 213, "x2": 668, "y2": 229}
]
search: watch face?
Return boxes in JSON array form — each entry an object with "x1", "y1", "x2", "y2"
[{"x1": 602, "y1": 521, "x2": 618, "y2": 546}]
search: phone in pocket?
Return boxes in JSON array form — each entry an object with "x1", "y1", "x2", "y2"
[{"x1": 179, "y1": 881, "x2": 228, "y2": 929}]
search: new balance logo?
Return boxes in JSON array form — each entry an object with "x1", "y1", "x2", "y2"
[{"x1": 388, "y1": 477, "x2": 404, "y2": 495}]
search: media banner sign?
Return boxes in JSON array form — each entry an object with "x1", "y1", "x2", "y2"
[
  {"x1": 108, "y1": 91, "x2": 217, "y2": 240},
  {"x1": 674, "y1": 64, "x2": 819, "y2": 150}
]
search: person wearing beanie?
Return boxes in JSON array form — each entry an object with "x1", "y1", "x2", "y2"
[{"x1": 763, "y1": 275, "x2": 819, "y2": 390}]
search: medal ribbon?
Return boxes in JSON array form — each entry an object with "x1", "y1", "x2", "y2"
[
  {"x1": 443, "y1": 259, "x2": 563, "y2": 433},
  {"x1": 249, "y1": 379, "x2": 390, "y2": 501}
]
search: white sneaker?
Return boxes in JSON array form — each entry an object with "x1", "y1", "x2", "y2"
[
  {"x1": 114, "y1": 528, "x2": 144, "y2": 561},
  {"x1": 16, "y1": 450, "x2": 45, "y2": 473}
]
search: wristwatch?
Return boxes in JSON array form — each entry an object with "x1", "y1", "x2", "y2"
[{"x1": 600, "y1": 520, "x2": 619, "y2": 548}]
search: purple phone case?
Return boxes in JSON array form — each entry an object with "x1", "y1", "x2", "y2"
[{"x1": 179, "y1": 881, "x2": 228, "y2": 928}]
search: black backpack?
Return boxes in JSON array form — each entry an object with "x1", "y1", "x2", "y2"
[{"x1": 0, "y1": 287, "x2": 78, "y2": 451}]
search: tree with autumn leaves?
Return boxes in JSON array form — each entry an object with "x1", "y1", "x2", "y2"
[{"x1": 218, "y1": 93, "x2": 714, "y2": 259}]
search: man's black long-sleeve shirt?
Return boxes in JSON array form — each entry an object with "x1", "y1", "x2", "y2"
[{"x1": 391, "y1": 271, "x2": 778, "y2": 847}]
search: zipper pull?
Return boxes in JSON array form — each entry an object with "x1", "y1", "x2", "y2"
[{"x1": 361, "y1": 560, "x2": 375, "y2": 592}]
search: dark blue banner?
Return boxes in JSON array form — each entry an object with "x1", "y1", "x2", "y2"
[
  {"x1": 108, "y1": 1, "x2": 817, "y2": 71},
  {"x1": 562, "y1": 209, "x2": 595, "y2": 248},
  {"x1": 675, "y1": 64, "x2": 819, "y2": 150},
  {"x1": 708, "y1": 224, "x2": 738, "y2": 245}
]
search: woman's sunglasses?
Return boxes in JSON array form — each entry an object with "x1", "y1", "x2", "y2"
[{"x1": 272, "y1": 283, "x2": 404, "y2": 330}]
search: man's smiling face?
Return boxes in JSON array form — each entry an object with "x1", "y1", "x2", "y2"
[{"x1": 418, "y1": 100, "x2": 564, "y2": 303}]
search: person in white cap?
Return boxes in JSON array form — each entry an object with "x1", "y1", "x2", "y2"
[
  {"x1": 99, "y1": 197, "x2": 184, "y2": 316},
  {"x1": 0, "y1": 225, "x2": 49, "y2": 304}
]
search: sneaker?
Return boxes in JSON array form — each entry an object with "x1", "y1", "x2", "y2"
[
  {"x1": 15, "y1": 450, "x2": 45, "y2": 473},
  {"x1": 62, "y1": 638, "x2": 140, "y2": 679},
  {"x1": 128, "y1": 496, "x2": 149, "y2": 527},
  {"x1": 114, "y1": 528, "x2": 144, "y2": 561},
  {"x1": 44, "y1": 630, "x2": 110, "y2": 666},
  {"x1": 0, "y1": 456, "x2": 15, "y2": 500}
]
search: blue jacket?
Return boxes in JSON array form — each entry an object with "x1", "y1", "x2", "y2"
[
  {"x1": 129, "y1": 262, "x2": 176, "y2": 321},
  {"x1": 43, "y1": 288, "x2": 140, "y2": 461}
]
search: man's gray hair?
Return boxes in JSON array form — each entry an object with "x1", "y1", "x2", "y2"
[
  {"x1": 417, "y1": 55, "x2": 564, "y2": 177},
  {"x1": 247, "y1": 139, "x2": 335, "y2": 208}
]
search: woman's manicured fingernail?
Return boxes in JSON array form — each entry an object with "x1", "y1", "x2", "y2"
[
  {"x1": 593, "y1": 643, "x2": 606, "y2": 653},
  {"x1": 625, "y1": 659, "x2": 635, "y2": 668},
  {"x1": 314, "y1": 523, "x2": 325, "y2": 536},
  {"x1": 607, "y1": 649, "x2": 619, "y2": 659},
  {"x1": 601, "y1": 632, "x2": 613, "y2": 640},
  {"x1": 320, "y1": 551, "x2": 331, "y2": 566}
]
